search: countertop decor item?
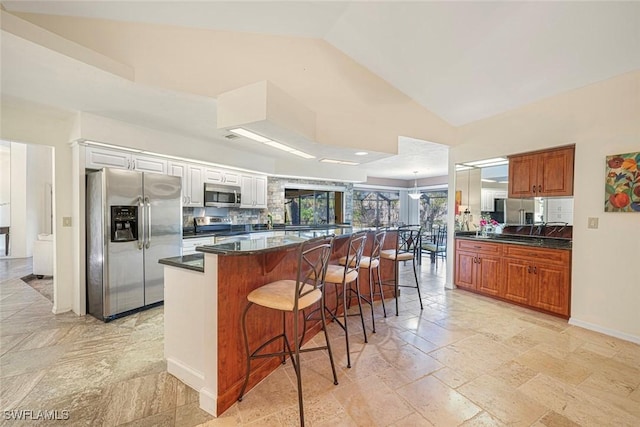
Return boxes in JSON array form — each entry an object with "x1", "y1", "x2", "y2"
[{"x1": 605, "y1": 151, "x2": 640, "y2": 212}]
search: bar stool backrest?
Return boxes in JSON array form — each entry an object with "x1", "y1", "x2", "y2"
[
  {"x1": 371, "y1": 229, "x2": 386, "y2": 261},
  {"x1": 341, "y1": 231, "x2": 368, "y2": 274},
  {"x1": 296, "y1": 235, "x2": 334, "y2": 310},
  {"x1": 397, "y1": 225, "x2": 422, "y2": 256}
]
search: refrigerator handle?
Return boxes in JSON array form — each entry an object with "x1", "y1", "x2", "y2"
[
  {"x1": 144, "y1": 196, "x2": 151, "y2": 249},
  {"x1": 137, "y1": 196, "x2": 144, "y2": 250}
]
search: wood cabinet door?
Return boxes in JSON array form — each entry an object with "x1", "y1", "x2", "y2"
[
  {"x1": 455, "y1": 251, "x2": 477, "y2": 290},
  {"x1": 537, "y1": 147, "x2": 574, "y2": 197},
  {"x1": 508, "y1": 154, "x2": 537, "y2": 198},
  {"x1": 477, "y1": 255, "x2": 501, "y2": 296},
  {"x1": 502, "y1": 258, "x2": 531, "y2": 304},
  {"x1": 530, "y1": 263, "x2": 570, "y2": 316}
]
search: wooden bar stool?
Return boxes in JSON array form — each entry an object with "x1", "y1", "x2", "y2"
[
  {"x1": 326, "y1": 230, "x2": 368, "y2": 368},
  {"x1": 237, "y1": 235, "x2": 338, "y2": 427},
  {"x1": 380, "y1": 225, "x2": 424, "y2": 315}
]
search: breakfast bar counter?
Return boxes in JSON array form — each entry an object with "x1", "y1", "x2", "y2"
[{"x1": 161, "y1": 229, "x2": 392, "y2": 417}]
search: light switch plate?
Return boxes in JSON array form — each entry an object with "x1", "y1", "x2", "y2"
[
  {"x1": 587, "y1": 217, "x2": 599, "y2": 229},
  {"x1": 63, "y1": 217, "x2": 72, "y2": 227}
]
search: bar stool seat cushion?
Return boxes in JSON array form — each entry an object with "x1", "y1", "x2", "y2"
[
  {"x1": 380, "y1": 249, "x2": 414, "y2": 261},
  {"x1": 247, "y1": 280, "x2": 321, "y2": 312},
  {"x1": 339, "y1": 255, "x2": 379, "y2": 269},
  {"x1": 324, "y1": 264, "x2": 359, "y2": 284}
]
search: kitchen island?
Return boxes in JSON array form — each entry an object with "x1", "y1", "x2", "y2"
[{"x1": 160, "y1": 228, "x2": 391, "y2": 417}]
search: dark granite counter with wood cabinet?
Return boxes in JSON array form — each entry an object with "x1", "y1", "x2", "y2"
[{"x1": 455, "y1": 230, "x2": 572, "y2": 318}]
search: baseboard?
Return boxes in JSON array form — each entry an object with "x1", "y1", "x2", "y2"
[
  {"x1": 199, "y1": 387, "x2": 218, "y2": 417},
  {"x1": 167, "y1": 357, "x2": 205, "y2": 391},
  {"x1": 568, "y1": 317, "x2": 640, "y2": 345}
]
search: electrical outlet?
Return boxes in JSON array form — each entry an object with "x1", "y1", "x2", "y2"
[
  {"x1": 63, "y1": 217, "x2": 72, "y2": 227},
  {"x1": 587, "y1": 217, "x2": 599, "y2": 229}
]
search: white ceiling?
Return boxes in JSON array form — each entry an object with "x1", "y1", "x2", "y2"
[{"x1": 2, "y1": 1, "x2": 639, "y2": 181}]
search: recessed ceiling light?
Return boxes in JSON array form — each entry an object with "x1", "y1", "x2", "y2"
[
  {"x1": 229, "y1": 128, "x2": 272, "y2": 143},
  {"x1": 355, "y1": 152, "x2": 368, "y2": 156},
  {"x1": 455, "y1": 165, "x2": 473, "y2": 171},
  {"x1": 481, "y1": 179, "x2": 496, "y2": 183}
]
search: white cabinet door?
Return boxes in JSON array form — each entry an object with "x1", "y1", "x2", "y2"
[
  {"x1": 205, "y1": 167, "x2": 239, "y2": 185},
  {"x1": 182, "y1": 237, "x2": 214, "y2": 255},
  {"x1": 132, "y1": 154, "x2": 167, "y2": 174},
  {"x1": 86, "y1": 147, "x2": 167, "y2": 174},
  {"x1": 86, "y1": 146, "x2": 131, "y2": 170},
  {"x1": 222, "y1": 170, "x2": 240, "y2": 185},
  {"x1": 254, "y1": 175, "x2": 268, "y2": 209},
  {"x1": 481, "y1": 189, "x2": 494, "y2": 211},
  {"x1": 240, "y1": 175, "x2": 254, "y2": 208},
  {"x1": 240, "y1": 174, "x2": 268, "y2": 208},
  {"x1": 187, "y1": 164, "x2": 204, "y2": 207},
  {"x1": 168, "y1": 161, "x2": 188, "y2": 205}
]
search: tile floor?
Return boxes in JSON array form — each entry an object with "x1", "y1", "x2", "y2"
[{"x1": 1, "y1": 257, "x2": 639, "y2": 426}]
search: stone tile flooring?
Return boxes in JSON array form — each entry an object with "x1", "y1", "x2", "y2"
[{"x1": 1, "y1": 257, "x2": 639, "y2": 426}]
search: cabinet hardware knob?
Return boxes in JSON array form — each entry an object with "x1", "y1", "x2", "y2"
[
  {"x1": 532, "y1": 185, "x2": 536, "y2": 193},
  {"x1": 538, "y1": 185, "x2": 542, "y2": 193},
  {"x1": 528, "y1": 266, "x2": 532, "y2": 273},
  {"x1": 533, "y1": 266, "x2": 537, "y2": 274}
]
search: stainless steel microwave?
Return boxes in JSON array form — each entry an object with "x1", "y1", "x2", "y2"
[{"x1": 204, "y1": 183, "x2": 241, "y2": 207}]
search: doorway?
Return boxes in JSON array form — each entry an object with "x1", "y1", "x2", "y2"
[{"x1": 0, "y1": 140, "x2": 55, "y2": 304}]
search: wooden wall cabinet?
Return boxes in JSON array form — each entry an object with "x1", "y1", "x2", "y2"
[
  {"x1": 455, "y1": 239, "x2": 571, "y2": 317},
  {"x1": 508, "y1": 145, "x2": 575, "y2": 198}
]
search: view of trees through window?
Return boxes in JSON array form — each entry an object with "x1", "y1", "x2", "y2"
[
  {"x1": 285, "y1": 189, "x2": 336, "y2": 225},
  {"x1": 352, "y1": 190, "x2": 400, "y2": 227},
  {"x1": 352, "y1": 189, "x2": 448, "y2": 229},
  {"x1": 419, "y1": 190, "x2": 448, "y2": 231}
]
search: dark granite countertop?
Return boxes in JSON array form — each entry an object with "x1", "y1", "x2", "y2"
[
  {"x1": 183, "y1": 224, "x2": 353, "y2": 239},
  {"x1": 455, "y1": 232, "x2": 572, "y2": 250},
  {"x1": 158, "y1": 253, "x2": 204, "y2": 272},
  {"x1": 197, "y1": 235, "x2": 308, "y2": 255}
]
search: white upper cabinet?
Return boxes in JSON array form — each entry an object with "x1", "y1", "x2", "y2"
[
  {"x1": 86, "y1": 146, "x2": 130, "y2": 170},
  {"x1": 204, "y1": 168, "x2": 240, "y2": 186},
  {"x1": 241, "y1": 174, "x2": 268, "y2": 209},
  {"x1": 168, "y1": 161, "x2": 204, "y2": 207},
  {"x1": 86, "y1": 146, "x2": 167, "y2": 174}
]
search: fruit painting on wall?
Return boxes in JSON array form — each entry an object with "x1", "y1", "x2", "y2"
[{"x1": 605, "y1": 151, "x2": 640, "y2": 212}]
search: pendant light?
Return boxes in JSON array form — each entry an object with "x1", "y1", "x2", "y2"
[{"x1": 408, "y1": 171, "x2": 421, "y2": 200}]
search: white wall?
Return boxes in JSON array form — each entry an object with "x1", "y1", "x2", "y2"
[
  {"x1": 1, "y1": 99, "x2": 78, "y2": 314},
  {"x1": 449, "y1": 71, "x2": 640, "y2": 343},
  {"x1": 9, "y1": 142, "x2": 27, "y2": 257},
  {"x1": 0, "y1": 142, "x2": 10, "y2": 229}
]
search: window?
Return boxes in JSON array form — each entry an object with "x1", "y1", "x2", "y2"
[
  {"x1": 285, "y1": 189, "x2": 336, "y2": 225},
  {"x1": 352, "y1": 190, "x2": 400, "y2": 227},
  {"x1": 418, "y1": 190, "x2": 448, "y2": 231}
]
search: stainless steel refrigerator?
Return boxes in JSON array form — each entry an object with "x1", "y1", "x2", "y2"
[
  {"x1": 493, "y1": 198, "x2": 535, "y2": 224},
  {"x1": 86, "y1": 168, "x2": 181, "y2": 321}
]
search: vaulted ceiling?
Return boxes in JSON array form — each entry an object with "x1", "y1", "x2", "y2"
[{"x1": 2, "y1": 1, "x2": 639, "y2": 180}]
